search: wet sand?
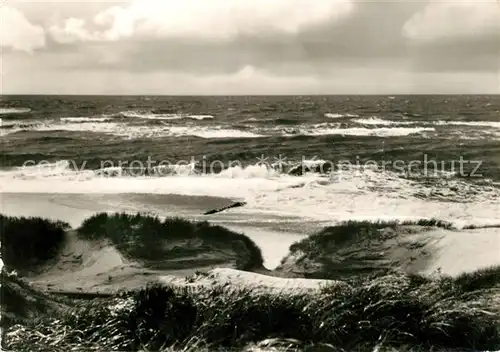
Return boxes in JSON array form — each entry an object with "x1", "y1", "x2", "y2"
[{"x1": 0, "y1": 192, "x2": 237, "y2": 227}]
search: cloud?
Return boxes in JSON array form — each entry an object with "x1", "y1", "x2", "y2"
[
  {"x1": 0, "y1": 5, "x2": 46, "y2": 52},
  {"x1": 402, "y1": 0, "x2": 500, "y2": 42},
  {"x1": 402, "y1": 0, "x2": 500, "y2": 73},
  {"x1": 3, "y1": 1, "x2": 498, "y2": 94},
  {"x1": 48, "y1": 0, "x2": 354, "y2": 43},
  {"x1": 47, "y1": 2, "x2": 418, "y2": 76}
]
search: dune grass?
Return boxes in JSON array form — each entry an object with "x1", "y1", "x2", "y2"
[
  {"x1": 400, "y1": 218, "x2": 455, "y2": 229},
  {"x1": 0, "y1": 270, "x2": 70, "y2": 329},
  {"x1": 281, "y1": 219, "x2": 457, "y2": 280},
  {"x1": 462, "y1": 223, "x2": 500, "y2": 230},
  {"x1": 3, "y1": 266, "x2": 500, "y2": 352},
  {"x1": 77, "y1": 212, "x2": 264, "y2": 270},
  {"x1": 289, "y1": 219, "x2": 453, "y2": 253},
  {"x1": 0, "y1": 214, "x2": 70, "y2": 272}
]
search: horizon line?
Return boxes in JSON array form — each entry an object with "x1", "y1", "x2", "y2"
[{"x1": 2, "y1": 93, "x2": 499, "y2": 97}]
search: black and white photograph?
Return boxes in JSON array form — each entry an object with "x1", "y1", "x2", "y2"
[{"x1": 1, "y1": 0, "x2": 500, "y2": 350}]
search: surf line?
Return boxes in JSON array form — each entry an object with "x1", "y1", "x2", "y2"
[{"x1": 204, "y1": 201, "x2": 247, "y2": 215}]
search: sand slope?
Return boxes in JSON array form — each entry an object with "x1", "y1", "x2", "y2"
[
  {"x1": 416, "y1": 227, "x2": 500, "y2": 276},
  {"x1": 160, "y1": 268, "x2": 348, "y2": 295},
  {"x1": 29, "y1": 231, "x2": 155, "y2": 293},
  {"x1": 277, "y1": 225, "x2": 500, "y2": 279},
  {"x1": 19, "y1": 223, "x2": 500, "y2": 296}
]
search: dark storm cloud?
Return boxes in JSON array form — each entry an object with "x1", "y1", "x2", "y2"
[
  {"x1": 35, "y1": 1, "x2": 498, "y2": 76},
  {"x1": 408, "y1": 34, "x2": 500, "y2": 73},
  {"x1": 4, "y1": 0, "x2": 498, "y2": 94},
  {"x1": 47, "y1": 2, "x2": 424, "y2": 76}
]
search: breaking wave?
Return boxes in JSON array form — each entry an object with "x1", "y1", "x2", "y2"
[
  {"x1": 121, "y1": 110, "x2": 214, "y2": 120},
  {"x1": 433, "y1": 120, "x2": 500, "y2": 129},
  {"x1": 0, "y1": 120, "x2": 434, "y2": 139},
  {"x1": 243, "y1": 117, "x2": 301, "y2": 125},
  {"x1": 280, "y1": 123, "x2": 434, "y2": 137},
  {"x1": 324, "y1": 113, "x2": 358, "y2": 118},
  {"x1": 0, "y1": 108, "x2": 31, "y2": 114},
  {"x1": 353, "y1": 117, "x2": 500, "y2": 129},
  {"x1": 6, "y1": 121, "x2": 263, "y2": 139},
  {"x1": 2, "y1": 160, "x2": 499, "y2": 229},
  {"x1": 353, "y1": 117, "x2": 416, "y2": 126},
  {"x1": 60, "y1": 117, "x2": 113, "y2": 123}
]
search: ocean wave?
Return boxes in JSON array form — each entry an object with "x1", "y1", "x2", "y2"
[
  {"x1": 273, "y1": 122, "x2": 434, "y2": 137},
  {"x1": 2, "y1": 117, "x2": 498, "y2": 141},
  {"x1": 2, "y1": 160, "x2": 499, "y2": 229},
  {"x1": 243, "y1": 117, "x2": 301, "y2": 125},
  {"x1": 294, "y1": 126, "x2": 435, "y2": 137},
  {"x1": 0, "y1": 108, "x2": 31, "y2": 114},
  {"x1": 188, "y1": 114, "x2": 215, "y2": 120},
  {"x1": 0, "y1": 120, "x2": 438, "y2": 139},
  {"x1": 0, "y1": 120, "x2": 44, "y2": 137},
  {"x1": 433, "y1": 120, "x2": 500, "y2": 129},
  {"x1": 60, "y1": 117, "x2": 113, "y2": 123},
  {"x1": 167, "y1": 126, "x2": 264, "y2": 138},
  {"x1": 324, "y1": 113, "x2": 358, "y2": 118},
  {"x1": 353, "y1": 117, "x2": 500, "y2": 129},
  {"x1": 0, "y1": 121, "x2": 43, "y2": 129},
  {"x1": 6, "y1": 121, "x2": 264, "y2": 139},
  {"x1": 121, "y1": 110, "x2": 214, "y2": 120},
  {"x1": 352, "y1": 117, "x2": 417, "y2": 126}
]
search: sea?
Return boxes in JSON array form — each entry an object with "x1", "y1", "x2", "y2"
[{"x1": 1, "y1": 95, "x2": 500, "y2": 267}]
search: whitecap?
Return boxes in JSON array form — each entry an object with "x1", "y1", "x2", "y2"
[
  {"x1": 121, "y1": 111, "x2": 214, "y2": 121},
  {"x1": 61, "y1": 117, "x2": 112, "y2": 123},
  {"x1": 24, "y1": 121, "x2": 263, "y2": 139},
  {"x1": 352, "y1": 117, "x2": 417, "y2": 126},
  {"x1": 324, "y1": 113, "x2": 358, "y2": 118},
  {"x1": 188, "y1": 114, "x2": 214, "y2": 120},
  {"x1": 0, "y1": 107, "x2": 31, "y2": 114},
  {"x1": 300, "y1": 126, "x2": 434, "y2": 137},
  {"x1": 2, "y1": 161, "x2": 499, "y2": 230},
  {"x1": 433, "y1": 120, "x2": 500, "y2": 129}
]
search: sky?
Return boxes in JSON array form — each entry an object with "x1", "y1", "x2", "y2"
[{"x1": 1, "y1": 0, "x2": 499, "y2": 95}]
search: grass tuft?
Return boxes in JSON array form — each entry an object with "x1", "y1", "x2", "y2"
[
  {"x1": 77, "y1": 212, "x2": 264, "y2": 270},
  {"x1": 282, "y1": 219, "x2": 458, "y2": 280},
  {"x1": 0, "y1": 214, "x2": 69, "y2": 272},
  {"x1": 289, "y1": 218, "x2": 454, "y2": 255},
  {"x1": 3, "y1": 267, "x2": 500, "y2": 351}
]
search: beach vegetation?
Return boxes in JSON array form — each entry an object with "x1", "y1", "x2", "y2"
[
  {"x1": 3, "y1": 266, "x2": 500, "y2": 352},
  {"x1": 77, "y1": 212, "x2": 264, "y2": 270},
  {"x1": 0, "y1": 214, "x2": 69, "y2": 272}
]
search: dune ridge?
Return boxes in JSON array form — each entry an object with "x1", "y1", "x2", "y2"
[{"x1": 1, "y1": 213, "x2": 500, "y2": 351}]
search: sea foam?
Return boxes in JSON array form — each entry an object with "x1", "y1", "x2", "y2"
[
  {"x1": 0, "y1": 108, "x2": 31, "y2": 114},
  {"x1": 1, "y1": 160, "x2": 499, "y2": 229},
  {"x1": 121, "y1": 111, "x2": 214, "y2": 120}
]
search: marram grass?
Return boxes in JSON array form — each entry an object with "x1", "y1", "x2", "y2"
[{"x1": 3, "y1": 266, "x2": 500, "y2": 352}]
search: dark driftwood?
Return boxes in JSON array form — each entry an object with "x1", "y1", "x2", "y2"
[{"x1": 204, "y1": 201, "x2": 247, "y2": 215}]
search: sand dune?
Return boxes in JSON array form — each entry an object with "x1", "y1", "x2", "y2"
[
  {"x1": 416, "y1": 227, "x2": 500, "y2": 276},
  {"x1": 29, "y1": 231, "x2": 157, "y2": 293},
  {"x1": 277, "y1": 224, "x2": 500, "y2": 280},
  {"x1": 160, "y1": 268, "x2": 348, "y2": 295},
  {"x1": 27, "y1": 225, "x2": 500, "y2": 297}
]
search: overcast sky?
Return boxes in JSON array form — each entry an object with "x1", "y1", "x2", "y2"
[{"x1": 2, "y1": 0, "x2": 499, "y2": 94}]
